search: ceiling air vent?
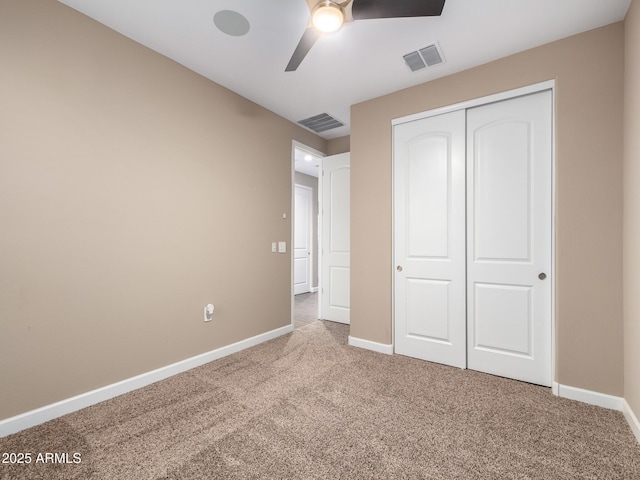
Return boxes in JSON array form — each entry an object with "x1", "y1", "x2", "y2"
[
  {"x1": 419, "y1": 45, "x2": 443, "y2": 66},
  {"x1": 403, "y1": 43, "x2": 444, "y2": 72},
  {"x1": 298, "y1": 113, "x2": 344, "y2": 133},
  {"x1": 403, "y1": 51, "x2": 426, "y2": 72}
]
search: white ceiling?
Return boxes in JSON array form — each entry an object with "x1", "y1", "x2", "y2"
[
  {"x1": 57, "y1": 0, "x2": 630, "y2": 141},
  {"x1": 294, "y1": 147, "x2": 322, "y2": 178}
]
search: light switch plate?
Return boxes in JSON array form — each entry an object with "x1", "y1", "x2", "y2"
[
  {"x1": 278, "y1": 241, "x2": 286, "y2": 253},
  {"x1": 271, "y1": 242, "x2": 277, "y2": 253}
]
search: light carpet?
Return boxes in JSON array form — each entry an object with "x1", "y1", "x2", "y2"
[{"x1": 1, "y1": 320, "x2": 639, "y2": 479}]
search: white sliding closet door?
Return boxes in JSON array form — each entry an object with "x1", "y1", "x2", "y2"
[
  {"x1": 466, "y1": 91, "x2": 552, "y2": 386},
  {"x1": 394, "y1": 89, "x2": 553, "y2": 387},
  {"x1": 394, "y1": 110, "x2": 467, "y2": 368}
]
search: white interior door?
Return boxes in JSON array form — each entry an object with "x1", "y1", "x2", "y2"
[
  {"x1": 321, "y1": 152, "x2": 350, "y2": 324},
  {"x1": 294, "y1": 184, "x2": 312, "y2": 295},
  {"x1": 393, "y1": 89, "x2": 552, "y2": 387},
  {"x1": 466, "y1": 91, "x2": 552, "y2": 386},
  {"x1": 394, "y1": 110, "x2": 466, "y2": 367}
]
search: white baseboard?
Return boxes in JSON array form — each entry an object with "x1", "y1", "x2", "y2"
[
  {"x1": 555, "y1": 383, "x2": 624, "y2": 410},
  {"x1": 536, "y1": 383, "x2": 640, "y2": 445},
  {"x1": 0, "y1": 324, "x2": 293, "y2": 438},
  {"x1": 623, "y1": 399, "x2": 640, "y2": 444},
  {"x1": 310, "y1": 287, "x2": 319, "y2": 293},
  {"x1": 348, "y1": 336, "x2": 394, "y2": 355}
]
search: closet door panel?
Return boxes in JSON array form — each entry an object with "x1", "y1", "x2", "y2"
[
  {"x1": 466, "y1": 91, "x2": 553, "y2": 387},
  {"x1": 394, "y1": 110, "x2": 466, "y2": 368}
]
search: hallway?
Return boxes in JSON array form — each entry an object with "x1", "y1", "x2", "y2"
[{"x1": 294, "y1": 292, "x2": 318, "y2": 330}]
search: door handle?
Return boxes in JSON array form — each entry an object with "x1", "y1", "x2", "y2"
[
  {"x1": 538, "y1": 272, "x2": 547, "y2": 280},
  {"x1": 397, "y1": 265, "x2": 403, "y2": 272}
]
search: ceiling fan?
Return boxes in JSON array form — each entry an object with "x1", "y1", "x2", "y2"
[{"x1": 285, "y1": 0, "x2": 446, "y2": 72}]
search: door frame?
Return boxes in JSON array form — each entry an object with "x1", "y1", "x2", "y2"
[
  {"x1": 291, "y1": 141, "x2": 325, "y2": 326},
  {"x1": 391, "y1": 80, "x2": 557, "y2": 391}
]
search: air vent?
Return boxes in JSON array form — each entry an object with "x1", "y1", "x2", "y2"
[
  {"x1": 419, "y1": 45, "x2": 442, "y2": 66},
  {"x1": 403, "y1": 43, "x2": 444, "y2": 72},
  {"x1": 298, "y1": 113, "x2": 344, "y2": 133},
  {"x1": 403, "y1": 51, "x2": 426, "y2": 72}
]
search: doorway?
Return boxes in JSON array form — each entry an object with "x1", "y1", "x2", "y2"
[
  {"x1": 292, "y1": 144, "x2": 351, "y2": 328},
  {"x1": 293, "y1": 144, "x2": 322, "y2": 328},
  {"x1": 393, "y1": 87, "x2": 553, "y2": 387}
]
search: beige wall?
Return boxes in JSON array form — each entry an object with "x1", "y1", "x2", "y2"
[
  {"x1": 351, "y1": 23, "x2": 624, "y2": 396},
  {"x1": 294, "y1": 172, "x2": 319, "y2": 289},
  {"x1": 327, "y1": 136, "x2": 351, "y2": 155},
  {"x1": 624, "y1": 2, "x2": 640, "y2": 417},
  {"x1": 0, "y1": 0, "x2": 325, "y2": 421}
]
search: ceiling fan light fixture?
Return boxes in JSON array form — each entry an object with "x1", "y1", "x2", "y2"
[{"x1": 312, "y1": 1, "x2": 344, "y2": 33}]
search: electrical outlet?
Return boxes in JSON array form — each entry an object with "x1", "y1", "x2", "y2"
[{"x1": 204, "y1": 304, "x2": 214, "y2": 322}]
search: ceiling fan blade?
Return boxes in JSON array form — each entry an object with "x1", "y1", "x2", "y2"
[
  {"x1": 351, "y1": 0, "x2": 445, "y2": 20},
  {"x1": 285, "y1": 27, "x2": 321, "y2": 72}
]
